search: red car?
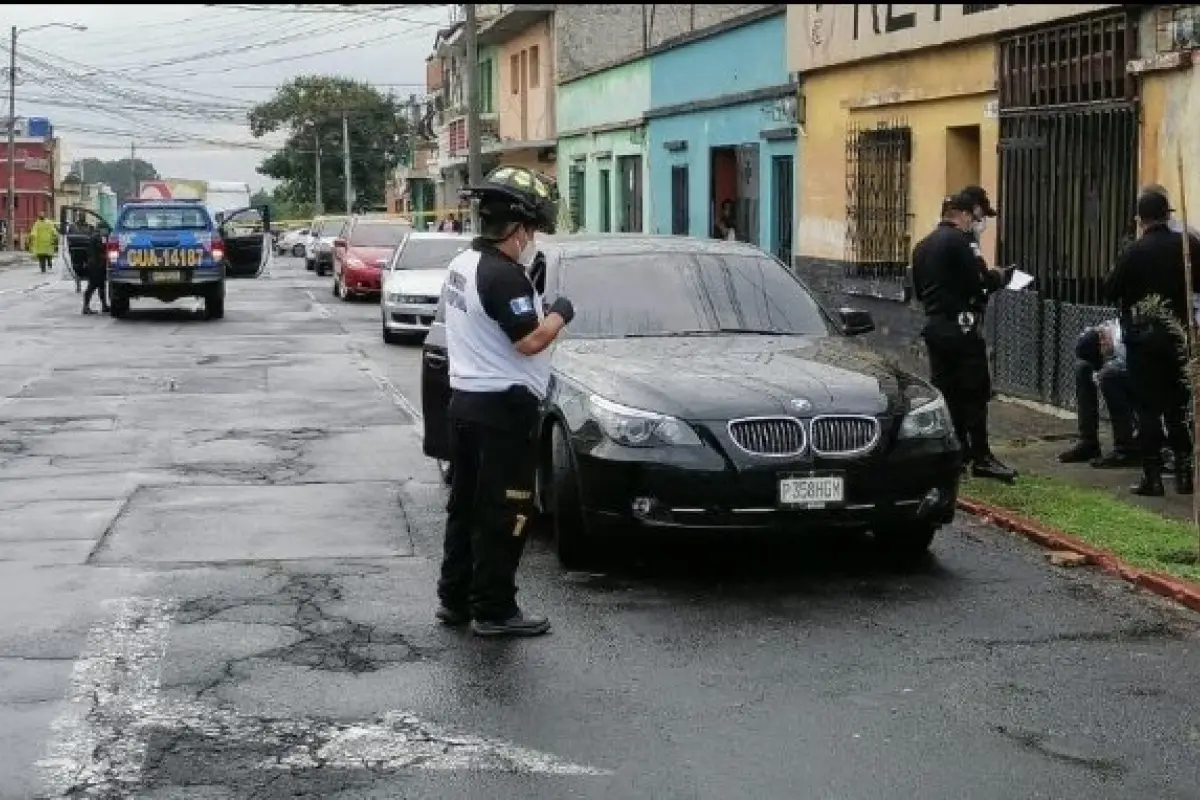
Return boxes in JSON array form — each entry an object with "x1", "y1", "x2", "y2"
[{"x1": 332, "y1": 216, "x2": 413, "y2": 301}]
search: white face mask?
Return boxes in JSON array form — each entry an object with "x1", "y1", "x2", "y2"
[
  {"x1": 972, "y1": 218, "x2": 988, "y2": 236},
  {"x1": 518, "y1": 230, "x2": 538, "y2": 268}
]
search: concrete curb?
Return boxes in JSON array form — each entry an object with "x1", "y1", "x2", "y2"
[{"x1": 957, "y1": 496, "x2": 1200, "y2": 613}]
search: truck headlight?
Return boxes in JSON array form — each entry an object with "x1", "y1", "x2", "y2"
[
  {"x1": 586, "y1": 395, "x2": 702, "y2": 448},
  {"x1": 898, "y1": 393, "x2": 952, "y2": 439}
]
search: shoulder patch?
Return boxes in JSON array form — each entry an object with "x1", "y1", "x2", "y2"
[{"x1": 509, "y1": 295, "x2": 535, "y2": 315}]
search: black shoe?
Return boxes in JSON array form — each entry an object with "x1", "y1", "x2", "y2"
[
  {"x1": 81, "y1": 307, "x2": 94, "y2": 315},
  {"x1": 100, "y1": 305, "x2": 110, "y2": 313},
  {"x1": 471, "y1": 611, "x2": 551, "y2": 638},
  {"x1": 1059, "y1": 441, "x2": 1101, "y2": 463},
  {"x1": 1174, "y1": 457, "x2": 1194, "y2": 495},
  {"x1": 435, "y1": 605, "x2": 469, "y2": 627},
  {"x1": 972, "y1": 455, "x2": 1018, "y2": 483},
  {"x1": 1132, "y1": 470, "x2": 1166, "y2": 497},
  {"x1": 1091, "y1": 451, "x2": 1139, "y2": 469}
]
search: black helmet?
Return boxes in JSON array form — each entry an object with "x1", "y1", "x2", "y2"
[{"x1": 461, "y1": 165, "x2": 559, "y2": 234}]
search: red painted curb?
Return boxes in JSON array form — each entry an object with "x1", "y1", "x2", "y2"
[{"x1": 957, "y1": 496, "x2": 1200, "y2": 614}]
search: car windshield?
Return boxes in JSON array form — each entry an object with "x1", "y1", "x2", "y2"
[
  {"x1": 394, "y1": 239, "x2": 470, "y2": 270},
  {"x1": 318, "y1": 218, "x2": 347, "y2": 237},
  {"x1": 559, "y1": 251, "x2": 830, "y2": 338},
  {"x1": 351, "y1": 222, "x2": 410, "y2": 248},
  {"x1": 120, "y1": 206, "x2": 209, "y2": 231}
]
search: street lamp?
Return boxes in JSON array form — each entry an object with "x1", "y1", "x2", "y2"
[{"x1": 6, "y1": 22, "x2": 87, "y2": 251}]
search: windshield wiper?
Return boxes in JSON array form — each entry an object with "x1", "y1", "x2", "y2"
[
  {"x1": 621, "y1": 330, "x2": 717, "y2": 339},
  {"x1": 714, "y1": 327, "x2": 792, "y2": 335}
]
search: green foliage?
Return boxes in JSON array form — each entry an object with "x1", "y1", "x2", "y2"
[
  {"x1": 248, "y1": 75, "x2": 409, "y2": 213},
  {"x1": 250, "y1": 188, "x2": 313, "y2": 224},
  {"x1": 72, "y1": 157, "x2": 159, "y2": 202}
]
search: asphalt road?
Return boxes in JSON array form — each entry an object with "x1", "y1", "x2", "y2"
[{"x1": 2, "y1": 256, "x2": 1200, "y2": 800}]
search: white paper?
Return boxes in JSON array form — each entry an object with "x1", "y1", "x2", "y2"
[{"x1": 1006, "y1": 268, "x2": 1034, "y2": 291}]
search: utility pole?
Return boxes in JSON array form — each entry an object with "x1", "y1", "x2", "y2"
[
  {"x1": 313, "y1": 130, "x2": 323, "y2": 214},
  {"x1": 464, "y1": 3, "x2": 482, "y2": 233},
  {"x1": 341, "y1": 113, "x2": 352, "y2": 214},
  {"x1": 6, "y1": 25, "x2": 17, "y2": 251},
  {"x1": 129, "y1": 140, "x2": 137, "y2": 201}
]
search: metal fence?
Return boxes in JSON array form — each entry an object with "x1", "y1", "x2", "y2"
[{"x1": 843, "y1": 119, "x2": 912, "y2": 301}]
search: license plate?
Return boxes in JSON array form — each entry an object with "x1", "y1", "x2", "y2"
[
  {"x1": 779, "y1": 476, "x2": 844, "y2": 508},
  {"x1": 128, "y1": 248, "x2": 205, "y2": 269},
  {"x1": 152, "y1": 271, "x2": 182, "y2": 283}
]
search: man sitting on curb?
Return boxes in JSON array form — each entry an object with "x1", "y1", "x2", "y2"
[{"x1": 1059, "y1": 320, "x2": 1139, "y2": 468}]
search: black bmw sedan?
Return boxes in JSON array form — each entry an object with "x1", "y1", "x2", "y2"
[{"x1": 421, "y1": 235, "x2": 962, "y2": 567}]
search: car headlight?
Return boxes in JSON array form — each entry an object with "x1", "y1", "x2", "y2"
[
  {"x1": 898, "y1": 393, "x2": 953, "y2": 439},
  {"x1": 386, "y1": 293, "x2": 426, "y2": 304},
  {"x1": 586, "y1": 394, "x2": 702, "y2": 448}
]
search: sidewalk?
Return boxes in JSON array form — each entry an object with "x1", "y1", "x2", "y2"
[
  {"x1": 987, "y1": 398, "x2": 1195, "y2": 523},
  {"x1": 0, "y1": 252, "x2": 34, "y2": 269}
]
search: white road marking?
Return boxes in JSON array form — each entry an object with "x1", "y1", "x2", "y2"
[
  {"x1": 37, "y1": 596, "x2": 176, "y2": 797},
  {"x1": 38, "y1": 599, "x2": 608, "y2": 794}
]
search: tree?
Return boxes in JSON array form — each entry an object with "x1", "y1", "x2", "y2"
[
  {"x1": 72, "y1": 157, "x2": 159, "y2": 201},
  {"x1": 249, "y1": 75, "x2": 409, "y2": 213},
  {"x1": 250, "y1": 188, "x2": 312, "y2": 225}
]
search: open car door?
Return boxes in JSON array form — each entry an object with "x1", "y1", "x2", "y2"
[
  {"x1": 219, "y1": 205, "x2": 271, "y2": 278},
  {"x1": 57, "y1": 205, "x2": 110, "y2": 281}
]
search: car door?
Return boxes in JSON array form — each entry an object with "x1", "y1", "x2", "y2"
[
  {"x1": 57, "y1": 206, "x2": 110, "y2": 279},
  {"x1": 219, "y1": 205, "x2": 271, "y2": 278},
  {"x1": 420, "y1": 294, "x2": 452, "y2": 461}
]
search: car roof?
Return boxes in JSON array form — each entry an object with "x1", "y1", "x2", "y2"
[
  {"x1": 404, "y1": 231, "x2": 472, "y2": 241},
  {"x1": 538, "y1": 233, "x2": 768, "y2": 259},
  {"x1": 352, "y1": 214, "x2": 411, "y2": 224}
]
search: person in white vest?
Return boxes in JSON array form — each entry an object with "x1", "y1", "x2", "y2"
[{"x1": 436, "y1": 165, "x2": 574, "y2": 638}]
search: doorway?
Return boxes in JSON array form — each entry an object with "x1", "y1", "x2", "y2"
[
  {"x1": 598, "y1": 167, "x2": 612, "y2": 233},
  {"x1": 617, "y1": 155, "x2": 643, "y2": 233},
  {"x1": 945, "y1": 124, "x2": 981, "y2": 195},
  {"x1": 670, "y1": 164, "x2": 689, "y2": 235},
  {"x1": 710, "y1": 144, "x2": 759, "y2": 244},
  {"x1": 771, "y1": 155, "x2": 793, "y2": 264}
]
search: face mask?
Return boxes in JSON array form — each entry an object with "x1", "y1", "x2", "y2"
[
  {"x1": 518, "y1": 230, "x2": 538, "y2": 268},
  {"x1": 971, "y1": 218, "x2": 988, "y2": 236}
]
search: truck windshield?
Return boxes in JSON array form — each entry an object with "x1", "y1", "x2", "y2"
[{"x1": 120, "y1": 207, "x2": 210, "y2": 230}]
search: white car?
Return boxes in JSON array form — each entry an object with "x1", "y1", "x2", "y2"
[
  {"x1": 307, "y1": 215, "x2": 348, "y2": 275},
  {"x1": 275, "y1": 227, "x2": 310, "y2": 257},
  {"x1": 381, "y1": 232, "x2": 471, "y2": 345}
]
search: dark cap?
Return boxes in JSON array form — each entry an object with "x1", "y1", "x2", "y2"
[
  {"x1": 959, "y1": 185, "x2": 997, "y2": 217},
  {"x1": 942, "y1": 192, "x2": 977, "y2": 215},
  {"x1": 1136, "y1": 190, "x2": 1172, "y2": 222}
]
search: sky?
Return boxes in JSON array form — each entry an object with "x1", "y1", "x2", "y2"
[{"x1": 4, "y1": 3, "x2": 452, "y2": 190}]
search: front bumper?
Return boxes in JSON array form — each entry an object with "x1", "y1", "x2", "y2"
[
  {"x1": 575, "y1": 434, "x2": 961, "y2": 533},
  {"x1": 383, "y1": 301, "x2": 437, "y2": 332},
  {"x1": 109, "y1": 269, "x2": 222, "y2": 298}
]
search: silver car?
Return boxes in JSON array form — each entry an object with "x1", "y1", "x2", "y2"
[{"x1": 380, "y1": 232, "x2": 471, "y2": 344}]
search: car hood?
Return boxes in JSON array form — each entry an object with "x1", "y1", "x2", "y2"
[
  {"x1": 554, "y1": 335, "x2": 927, "y2": 419},
  {"x1": 346, "y1": 247, "x2": 393, "y2": 268},
  {"x1": 383, "y1": 268, "x2": 446, "y2": 297}
]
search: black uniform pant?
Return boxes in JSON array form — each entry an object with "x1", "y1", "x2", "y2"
[
  {"x1": 924, "y1": 324, "x2": 993, "y2": 460},
  {"x1": 83, "y1": 274, "x2": 107, "y2": 308},
  {"x1": 437, "y1": 388, "x2": 539, "y2": 622},
  {"x1": 1074, "y1": 358, "x2": 1137, "y2": 452},
  {"x1": 1125, "y1": 336, "x2": 1191, "y2": 467},
  {"x1": 37, "y1": 254, "x2": 52, "y2": 272}
]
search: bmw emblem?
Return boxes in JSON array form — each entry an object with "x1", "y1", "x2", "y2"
[{"x1": 789, "y1": 397, "x2": 813, "y2": 413}]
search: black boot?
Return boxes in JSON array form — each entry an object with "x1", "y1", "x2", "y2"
[
  {"x1": 1131, "y1": 463, "x2": 1166, "y2": 497},
  {"x1": 971, "y1": 453, "x2": 1018, "y2": 483},
  {"x1": 1174, "y1": 454, "x2": 1193, "y2": 495},
  {"x1": 1059, "y1": 440, "x2": 1101, "y2": 463}
]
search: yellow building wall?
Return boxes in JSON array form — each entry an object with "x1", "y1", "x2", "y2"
[
  {"x1": 1140, "y1": 66, "x2": 1200, "y2": 223},
  {"x1": 797, "y1": 40, "x2": 999, "y2": 266},
  {"x1": 497, "y1": 21, "x2": 555, "y2": 143}
]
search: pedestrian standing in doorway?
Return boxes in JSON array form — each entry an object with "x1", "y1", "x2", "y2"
[
  {"x1": 29, "y1": 213, "x2": 58, "y2": 274},
  {"x1": 81, "y1": 227, "x2": 109, "y2": 315},
  {"x1": 713, "y1": 199, "x2": 737, "y2": 241},
  {"x1": 436, "y1": 164, "x2": 573, "y2": 638},
  {"x1": 911, "y1": 191, "x2": 1018, "y2": 482},
  {"x1": 1104, "y1": 189, "x2": 1200, "y2": 496}
]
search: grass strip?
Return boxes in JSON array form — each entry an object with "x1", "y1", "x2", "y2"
[{"x1": 961, "y1": 473, "x2": 1200, "y2": 583}]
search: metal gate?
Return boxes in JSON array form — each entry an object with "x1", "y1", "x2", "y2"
[
  {"x1": 772, "y1": 155, "x2": 794, "y2": 265},
  {"x1": 671, "y1": 164, "x2": 689, "y2": 235},
  {"x1": 989, "y1": 10, "x2": 1139, "y2": 409},
  {"x1": 844, "y1": 120, "x2": 912, "y2": 299}
]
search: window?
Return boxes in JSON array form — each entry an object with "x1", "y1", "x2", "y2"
[
  {"x1": 510, "y1": 53, "x2": 520, "y2": 94},
  {"x1": 119, "y1": 206, "x2": 211, "y2": 231},
  {"x1": 477, "y1": 58, "x2": 494, "y2": 114},
  {"x1": 560, "y1": 253, "x2": 711, "y2": 338},
  {"x1": 694, "y1": 254, "x2": 827, "y2": 336},
  {"x1": 529, "y1": 45, "x2": 540, "y2": 88},
  {"x1": 568, "y1": 164, "x2": 586, "y2": 233},
  {"x1": 393, "y1": 238, "x2": 470, "y2": 270},
  {"x1": 598, "y1": 168, "x2": 612, "y2": 233},
  {"x1": 845, "y1": 122, "x2": 911, "y2": 284}
]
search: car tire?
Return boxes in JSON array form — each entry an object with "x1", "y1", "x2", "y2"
[
  {"x1": 337, "y1": 277, "x2": 351, "y2": 302},
  {"x1": 206, "y1": 291, "x2": 225, "y2": 320},
  {"x1": 305, "y1": 259, "x2": 315, "y2": 272},
  {"x1": 331, "y1": 275, "x2": 340, "y2": 297},
  {"x1": 382, "y1": 325, "x2": 403, "y2": 345},
  {"x1": 548, "y1": 423, "x2": 593, "y2": 569},
  {"x1": 874, "y1": 523, "x2": 937, "y2": 563},
  {"x1": 109, "y1": 294, "x2": 130, "y2": 319},
  {"x1": 437, "y1": 459, "x2": 453, "y2": 486},
  {"x1": 292, "y1": 244, "x2": 305, "y2": 257}
]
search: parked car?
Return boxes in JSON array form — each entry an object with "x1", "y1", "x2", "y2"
[
  {"x1": 381, "y1": 231, "x2": 471, "y2": 344},
  {"x1": 420, "y1": 235, "x2": 962, "y2": 567},
  {"x1": 275, "y1": 227, "x2": 310, "y2": 257},
  {"x1": 332, "y1": 215, "x2": 412, "y2": 301},
  {"x1": 308, "y1": 215, "x2": 347, "y2": 275}
]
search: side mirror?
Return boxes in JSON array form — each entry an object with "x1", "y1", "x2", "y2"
[
  {"x1": 838, "y1": 307, "x2": 875, "y2": 337},
  {"x1": 333, "y1": 238, "x2": 347, "y2": 250}
]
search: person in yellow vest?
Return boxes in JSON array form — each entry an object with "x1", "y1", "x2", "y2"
[{"x1": 28, "y1": 213, "x2": 58, "y2": 274}]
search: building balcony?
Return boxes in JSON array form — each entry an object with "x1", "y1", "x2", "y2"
[{"x1": 477, "y1": 4, "x2": 554, "y2": 47}]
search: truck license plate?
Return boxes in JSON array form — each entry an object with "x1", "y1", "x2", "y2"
[
  {"x1": 153, "y1": 271, "x2": 182, "y2": 283},
  {"x1": 779, "y1": 476, "x2": 844, "y2": 508}
]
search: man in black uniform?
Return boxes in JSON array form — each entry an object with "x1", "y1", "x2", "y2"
[
  {"x1": 81, "y1": 227, "x2": 109, "y2": 315},
  {"x1": 912, "y1": 192, "x2": 1017, "y2": 482},
  {"x1": 436, "y1": 165, "x2": 575, "y2": 637},
  {"x1": 1104, "y1": 189, "x2": 1200, "y2": 496}
]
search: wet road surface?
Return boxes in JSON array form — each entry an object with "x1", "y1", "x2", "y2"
[{"x1": 2, "y1": 257, "x2": 1199, "y2": 799}]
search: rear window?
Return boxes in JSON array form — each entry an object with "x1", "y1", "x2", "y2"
[
  {"x1": 350, "y1": 221, "x2": 411, "y2": 248},
  {"x1": 394, "y1": 238, "x2": 470, "y2": 270},
  {"x1": 120, "y1": 206, "x2": 210, "y2": 231}
]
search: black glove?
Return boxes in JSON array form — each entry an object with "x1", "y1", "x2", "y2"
[{"x1": 548, "y1": 296, "x2": 575, "y2": 325}]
